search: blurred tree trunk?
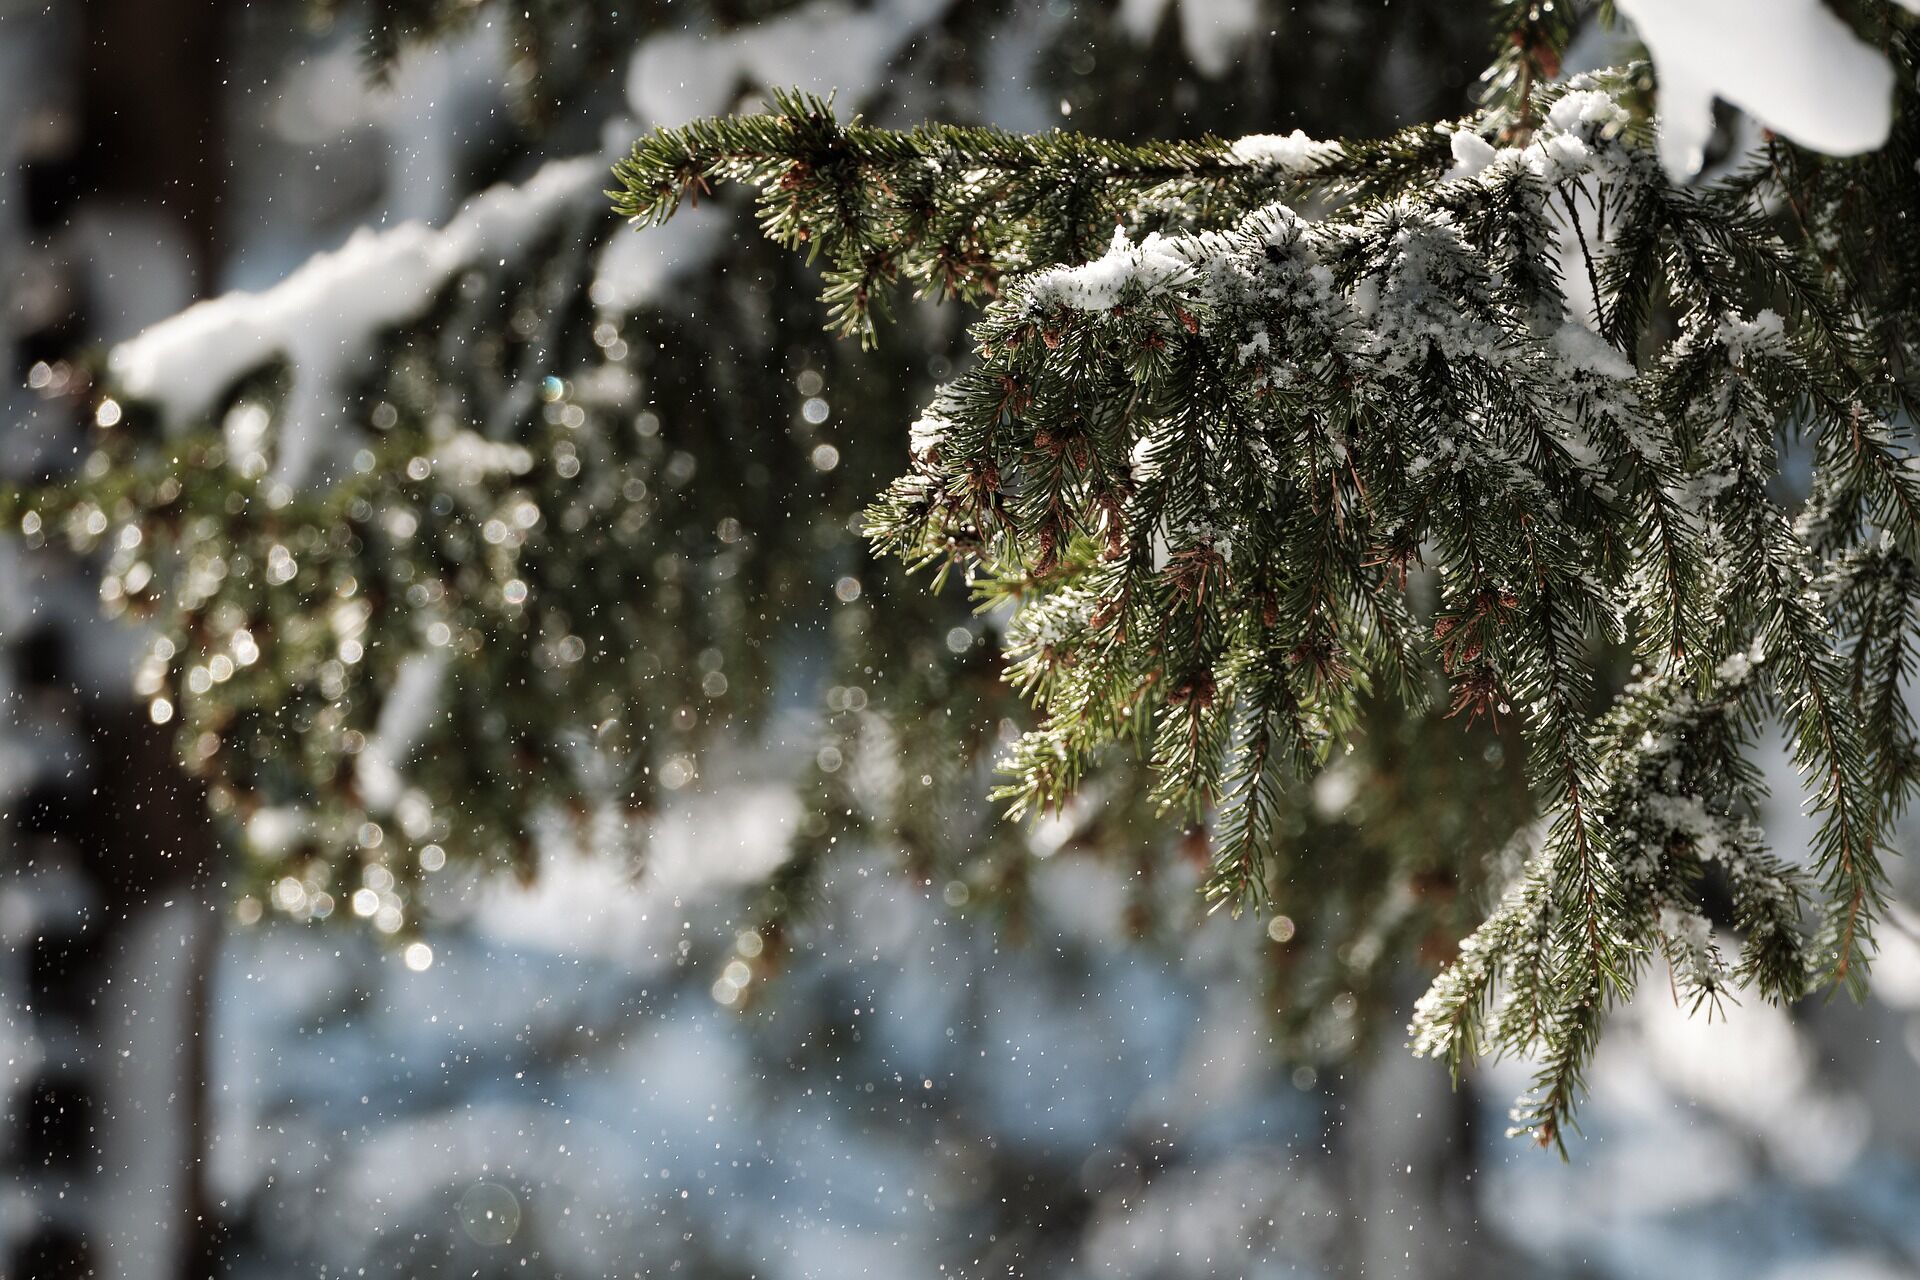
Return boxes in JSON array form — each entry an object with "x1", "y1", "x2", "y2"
[
  {"x1": 80, "y1": 0, "x2": 229, "y2": 287},
  {"x1": 82, "y1": 708, "x2": 222, "y2": 1280},
  {"x1": 68, "y1": 3, "x2": 232, "y2": 1278}
]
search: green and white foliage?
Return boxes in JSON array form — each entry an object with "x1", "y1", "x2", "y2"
[
  {"x1": 17, "y1": 0, "x2": 1920, "y2": 1149},
  {"x1": 15, "y1": 1, "x2": 1506, "y2": 985},
  {"x1": 615, "y1": 4, "x2": 1920, "y2": 1146}
]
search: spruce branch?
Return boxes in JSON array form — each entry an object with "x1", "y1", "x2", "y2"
[{"x1": 603, "y1": 73, "x2": 1920, "y2": 1141}]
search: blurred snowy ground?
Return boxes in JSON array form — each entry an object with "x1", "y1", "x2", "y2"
[{"x1": 203, "y1": 756, "x2": 1920, "y2": 1278}]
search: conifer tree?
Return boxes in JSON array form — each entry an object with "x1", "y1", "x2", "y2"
[{"x1": 18, "y1": 0, "x2": 1920, "y2": 1152}]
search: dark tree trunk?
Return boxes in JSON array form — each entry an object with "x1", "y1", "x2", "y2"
[
  {"x1": 79, "y1": 0, "x2": 229, "y2": 288},
  {"x1": 4, "y1": 4, "x2": 235, "y2": 1279}
]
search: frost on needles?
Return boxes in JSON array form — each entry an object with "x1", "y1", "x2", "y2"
[{"x1": 614, "y1": 12, "x2": 1920, "y2": 1150}]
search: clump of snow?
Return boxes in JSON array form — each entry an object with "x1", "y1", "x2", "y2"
[
  {"x1": 1717, "y1": 309, "x2": 1788, "y2": 365},
  {"x1": 1009, "y1": 585, "x2": 1102, "y2": 654},
  {"x1": 1445, "y1": 129, "x2": 1498, "y2": 181},
  {"x1": 1443, "y1": 87, "x2": 1628, "y2": 189},
  {"x1": 1713, "y1": 641, "x2": 1764, "y2": 687},
  {"x1": 1352, "y1": 206, "x2": 1510, "y2": 374},
  {"x1": 908, "y1": 407, "x2": 952, "y2": 454},
  {"x1": 1547, "y1": 88, "x2": 1630, "y2": 139},
  {"x1": 1524, "y1": 88, "x2": 1631, "y2": 184},
  {"x1": 1228, "y1": 129, "x2": 1343, "y2": 173},
  {"x1": 1552, "y1": 322, "x2": 1636, "y2": 380},
  {"x1": 1643, "y1": 794, "x2": 1735, "y2": 865},
  {"x1": 1616, "y1": 0, "x2": 1897, "y2": 179},
  {"x1": 1026, "y1": 224, "x2": 1197, "y2": 312},
  {"x1": 110, "y1": 158, "x2": 603, "y2": 488},
  {"x1": 1658, "y1": 904, "x2": 1716, "y2": 956}
]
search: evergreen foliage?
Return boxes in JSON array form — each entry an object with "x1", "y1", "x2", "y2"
[
  {"x1": 11, "y1": 3, "x2": 1514, "y2": 1064},
  {"x1": 17, "y1": 0, "x2": 1920, "y2": 1154},
  {"x1": 613, "y1": 7, "x2": 1920, "y2": 1148}
]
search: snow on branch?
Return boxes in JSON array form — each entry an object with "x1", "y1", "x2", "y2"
[
  {"x1": 1617, "y1": 0, "x2": 1899, "y2": 177},
  {"x1": 618, "y1": 45, "x2": 1920, "y2": 1145},
  {"x1": 110, "y1": 157, "x2": 603, "y2": 488}
]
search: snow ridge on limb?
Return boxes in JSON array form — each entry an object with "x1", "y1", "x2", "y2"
[{"x1": 110, "y1": 158, "x2": 605, "y2": 489}]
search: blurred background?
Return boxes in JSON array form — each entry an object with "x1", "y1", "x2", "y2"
[{"x1": 4, "y1": 1, "x2": 1920, "y2": 1277}]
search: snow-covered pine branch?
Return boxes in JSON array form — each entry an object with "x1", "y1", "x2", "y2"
[{"x1": 615, "y1": 5, "x2": 1920, "y2": 1143}]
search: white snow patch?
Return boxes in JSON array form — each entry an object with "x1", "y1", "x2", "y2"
[
  {"x1": 270, "y1": 21, "x2": 505, "y2": 225},
  {"x1": 1717, "y1": 308, "x2": 1788, "y2": 364},
  {"x1": 1027, "y1": 224, "x2": 1196, "y2": 312},
  {"x1": 1118, "y1": 0, "x2": 1262, "y2": 78},
  {"x1": 355, "y1": 652, "x2": 448, "y2": 814},
  {"x1": 1633, "y1": 982, "x2": 1868, "y2": 1181},
  {"x1": 473, "y1": 776, "x2": 798, "y2": 961},
  {"x1": 908, "y1": 407, "x2": 952, "y2": 453},
  {"x1": 1617, "y1": 0, "x2": 1896, "y2": 178},
  {"x1": 1866, "y1": 903, "x2": 1920, "y2": 1010},
  {"x1": 110, "y1": 158, "x2": 603, "y2": 488},
  {"x1": 1552, "y1": 321, "x2": 1636, "y2": 380},
  {"x1": 593, "y1": 202, "x2": 729, "y2": 314},
  {"x1": 1228, "y1": 129, "x2": 1343, "y2": 173},
  {"x1": 1445, "y1": 129, "x2": 1498, "y2": 180},
  {"x1": 1546, "y1": 87, "x2": 1630, "y2": 138}
]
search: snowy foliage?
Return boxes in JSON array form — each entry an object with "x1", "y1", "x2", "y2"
[
  {"x1": 617, "y1": 3, "x2": 1920, "y2": 1145},
  {"x1": 17, "y1": 0, "x2": 1920, "y2": 1158}
]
